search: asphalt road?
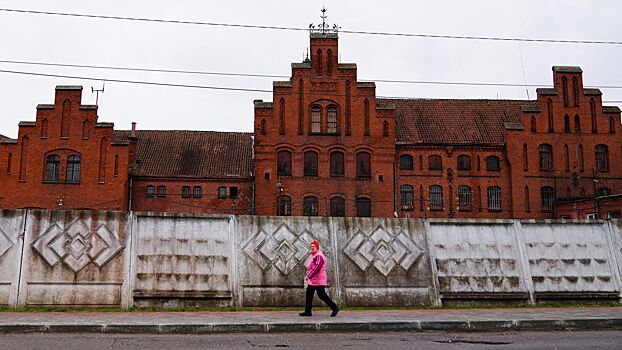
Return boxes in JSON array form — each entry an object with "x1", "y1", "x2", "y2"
[{"x1": 1, "y1": 331, "x2": 621, "y2": 349}]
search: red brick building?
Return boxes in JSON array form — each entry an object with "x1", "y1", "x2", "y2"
[{"x1": 1, "y1": 30, "x2": 620, "y2": 219}]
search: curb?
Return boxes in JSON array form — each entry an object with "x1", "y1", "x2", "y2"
[{"x1": 0, "y1": 319, "x2": 621, "y2": 334}]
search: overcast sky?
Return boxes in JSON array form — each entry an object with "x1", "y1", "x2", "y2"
[{"x1": 1, "y1": 0, "x2": 621, "y2": 139}]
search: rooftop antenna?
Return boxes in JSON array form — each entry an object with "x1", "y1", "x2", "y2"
[
  {"x1": 91, "y1": 82, "x2": 105, "y2": 106},
  {"x1": 518, "y1": 44, "x2": 530, "y2": 99}
]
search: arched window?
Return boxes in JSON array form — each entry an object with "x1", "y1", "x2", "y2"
[
  {"x1": 429, "y1": 155, "x2": 442, "y2": 170},
  {"x1": 327, "y1": 106, "x2": 338, "y2": 134},
  {"x1": 429, "y1": 185, "x2": 443, "y2": 210},
  {"x1": 541, "y1": 187, "x2": 555, "y2": 212},
  {"x1": 330, "y1": 197, "x2": 345, "y2": 217},
  {"x1": 539, "y1": 144, "x2": 553, "y2": 171},
  {"x1": 316, "y1": 49, "x2": 322, "y2": 75},
  {"x1": 487, "y1": 186, "x2": 501, "y2": 211},
  {"x1": 457, "y1": 155, "x2": 471, "y2": 171},
  {"x1": 547, "y1": 99, "x2": 554, "y2": 132},
  {"x1": 66, "y1": 155, "x2": 81, "y2": 183},
  {"x1": 277, "y1": 150, "x2": 292, "y2": 176},
  {"x1": 311, "y1": 105, "x2": 321, "y2": 133},
  {"x1": 400, "y1": 185, "x2": 414, "y2": 210},
  {"x1": 61, "y1": 99, "x2": 71, "y2": 138},
  {"x1": 530, "y1": 116, "x2": 536, "y2": 132},
  {"x1": 458, "y1": 185, "x2": 472, "y2": 210},
  {"x1": 486, "y1": 156, "x2": 500, "y2": 171},
  {"x1": 578, "y1": 144, "x2": 584, "y2": 171},
  {"x1": 574, "y1": 114, "x2": 581, "y2": 132},
  {"x1": 327, "y1": 49, "x2": 333, "y2": 75},
  {"x1": 590, "y1": 99, "x2": 597, "y2": 133},
  {"x1": 279, "y1": 98, "x2": 285, "y2": 135},
  {"x1": 524, "y1": 186, "x2": 530, "y2": 212},
  {"x1": 383, "y1": 121, "x2": 389, "y2": 137},
  {"x1": 6, "y1": 153, "x2": 12, "y2": 175},
  {"x1": 356, "y1": 152, "x2": 371, "y2": 177},
  {"x1": 303, "y1": 196, "x2": 319, "y2": 216},
  {"x1": 277, "y1": 196, "x2": 292, "y2": 216},
  {"x1": 563, "y1": 114, "x2": 570, "y2": 132},
  {"x1": 260, "y1": 119, "x2": 266, "y2": 135},
  {"x1": 564, "y1": 144, "x2": 569, "y2": 171},
  {"x1": 562, "y1": 76, "x2": 569, "y2": 106},
  {"x1": 399, "y1": 154, "x2": 413, "y2": 170},
  {"x1": 45, "y1": 154, "x2": 60, "y2": 181},
  {"x1": 609, "y1": 117, "x2": 616, "y2": 134},
  {"x1": 304, "y1": 151, "x2": 318, "y2": 176},
  {"x1": 330, "y1": 151, "x2": 344, "y2": 176},
  {"x1": 523, "y1": 144, "x2": 528, "y2": 171},
  {"x1": 82, "y1": 119, "x2": 90, "y2": 139},
  {"x1": 364, "y1": 99, "x2": 370, "y2": 136},
  {"x1": 573, "y1": 77, "x2": 579, "y2": 106},
  {"x1": 41, "y1": 119, "x2": 48, "y2": 138},
  {"x1": 356, "y1": 197, "x2": 371, "y2": 217},
  {"x1": 595, "y1": 144, "x2": 609, "y2": 172},
  {"x1": 98, "y1": 138, "x2": 107, "y2": 183}
]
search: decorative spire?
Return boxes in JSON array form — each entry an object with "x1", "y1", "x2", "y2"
[{"x1": 309, "y1": 7, "x2": 339, "y2": 36}]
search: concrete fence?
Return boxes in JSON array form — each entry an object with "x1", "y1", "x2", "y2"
[{"x1": 0, "y1": 210, "x2": 621, "y2": 308}]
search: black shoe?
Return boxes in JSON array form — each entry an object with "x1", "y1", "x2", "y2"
[
  {"x1": 331, "y1": 307, "x2": 340, "y2": 317},
  {"x1": 299, "y1": 312, "x2": 312, "y2": 317}
]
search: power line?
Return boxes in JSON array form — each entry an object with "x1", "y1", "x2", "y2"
[
  {"x1": 1, "y1": 8, "x2": 622, "y2": 45},
  {"x1": 3, "y1": 59, "x2": 622, "y2": 90}
]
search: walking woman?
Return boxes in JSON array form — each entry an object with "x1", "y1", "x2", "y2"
[{"x1": 299, "y1": 240, "x2": 340, "y2": 317}]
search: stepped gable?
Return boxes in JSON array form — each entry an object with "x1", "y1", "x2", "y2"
[
  {"x1": 114, "y1": 130, "x2": 253, "y2": 178},
  {"x1": 386, "y1": 98, "x2": 530, "y2": 145}
]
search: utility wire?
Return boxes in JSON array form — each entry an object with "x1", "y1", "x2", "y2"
[{"x1": 1, "y1": 8, "x2": 621, "y2": 45}]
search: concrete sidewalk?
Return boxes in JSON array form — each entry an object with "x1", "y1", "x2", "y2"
[{"x1": 0, "y1": 307, "x2": 621, "y2": 334}]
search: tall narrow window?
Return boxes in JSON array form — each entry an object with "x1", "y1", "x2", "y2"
[
  {"x1": 327, "y1": 106, "x2": 338, "y2": 134},
  {"x1": 146, "y1": 185, "x2": 155, "y2": 198},
  {"x1": 530, "y1": 116, "x2": 536, "y2": 132},
  {"x1": 541, "y1": 187, "x2": 555, "y2": 212},
  {"x1": 547, "y1": 99, "x2": 554, "y2": 132},
  {"x1": 330, "y1": 197, "x2": 345, "y2": 217},
  {"x1": 399, "y1": 155, "x2": 413, "y2": 170},
  {"x1": 458, "y1": 185, "x2": 472, "y2": 210},
  {"x1": 303, "y1": 196, "x2": 319, "y2": 216},
  {"x1": 562, "y1": 76, "x2": 569, "y2": 106},
  {"x1": 6, "y1": 153, "x2": 12, "y2": 175},
  {"x1": 330, "y1": 151, "x2": 344, "y2": 176},
  {"x1": 457, "y1": 155, "x2": 471, "y2": 171},
  {"x1": 486, "y1": 156, "x2": 500, "y2": 171},
  {"x1": 157, "y1": 185, "x2": 166, "y2": 198},
  {"x1": 590, "y1": 99, "x2": 597, "y2": 133},
  {"x1": 563, "y1": 115, "x2": 570, "y2": 132},
  {"x1": 418, "y1": 155, "x2": 423, "y2": 171},
  {"x1": 311, "y1": 105, "x2": 321, "y2": 133},
  {"x1": 193, "y1": 186, "x2": 202, "y2": 198},
  {"x1": 61, "y1": 99, "x2": 71, "y2": 138},
  {"x1": 327, "y1": 49, "x2": 332, "y2": 75},
  {"x1": 525, "y1": 186, "x2": 530, "y2": 212},
  {"x1": 279, "y1": 98, "x2": 285, "y2": 135},
  {"x1": 578, "y1": 144, "x2": 584, "y2": 171},
  {"x1": 574, "y1": 114, "x2": 581, "y2": 132},
  {"x1": 98, "y1": 138, "x2": 107, "y2": 183},
  {"x1": 487, "y1": 186, "x2": 501, "y2": 211},
  {"x1": 564, "y1": 145, "x2": 569, "y2": 171},
  {"x1": 356, "y1": 152, "x2": 371, "y2": 177},
  {"x1": 82, "y1": 119, "x2": 90, "y2": 139},
  {"x1": 260, "y1": 119, "x2": 266, "y2": 135},
  {"x1": 573, "y1": 77, "x2": 579, "y2": 106},
  {"x1": 316, "y1": 49, "x2": 322, "y2": 75},
  {"x1": 66, "y1": 155, "x2": 81, "y2": 183},
  {"x1": 429, "y1": 155, "x2": 442, "y2": 170},
  {"x1": 364, "y1": 99, "x2": 370, "y2": 136},
  {"x1": 182, "y1": 186, "x2": 191, "y2": 198},
  {"x1": 419, "y1": 185, "x2": 424, "y2": 211},
  {"x1": 539, "y1": 144, "x2": 553, "y2": 171},
  {"x1": 595, "y1": 144, "x2": 609, "y2": 172},
  {"x1": 45, "y1": 155, "x2": 61, "y2": 181},
  {"x1": 356, "y1": 197, "x2": 371, "y2": 217},
  {"x1": 298, "y1": 80, "x2": 304, "y2": 135},
  {"x1": 400, "y1": 185, "x2": 414, "y2": 210},
  {"x1": 19, "y1": 136, "x2": 28, "y2": 181},
  {"x1": 114, "y1": 155, "x2": 119, "y2": 176},
  {"x1": 41, "y1": 119, "x2": 48, "y2": 138},
  {"x1": 277, "y1": 196, "x2": 292, "y2": 216},
  {"x1": 383, "y1": 121, "x2": 389, "y2": 137},
  {"x1": 304, "y1": 151, "x2": 318, "y2": 176},
  {"x1": 429, "y1": 185, "x2": 443, "y2": 210},
  {"x1": 276, "y1": 150, "x2": 292, "y2": 176},
  {"x1": 523, "y1": 144, "x2": 528, "y2": 171},
  {"x1": 609, "y1": 117, "x2": 616, "y2": 134},
  {"x1": 345, "y1": 80, "x2": 351, "y2": 135}
]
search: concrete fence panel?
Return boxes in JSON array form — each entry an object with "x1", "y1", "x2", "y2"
[
  {"x1": 0, "y1": 210, "x2": 26, "y2": 307},
  {"x1": 17, "y1": 210, "x2": 130, "y2": 307},
  {"x1": 519, "y1": 221, "x2": 619, "y2": 300},
  {"x1": 131, "y1": 213, "x2": 233, "y2": 307},
  {"x1": 337, "y1": 217, "x2": 436, "y2": 306},
  {"x1": 236, "y1": 215, "x2": 334, "y2": 306},
  {"x1": 428, "y1": 220, "x2": 529, "y2": 303},
  {"x1": 606, "y1": 219, "x2": 622, "y2": 299}
]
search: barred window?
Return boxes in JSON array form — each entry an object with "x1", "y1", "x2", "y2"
[
  {"x1": 327, "y1": 106, "x2": 338, "y2": 134},
  {"x1": 330, "y1": 151, "x2": 345, "y2": 176},
  {"x1": 330, "y1": 197, "x2": 345, "y2": 217},
  {"x1": 400, "y1": 185, "x2": 414, "y2": 210},
  {"x1": 356, "y1": 197, "x2": 371, "y2": 217},
  {"x1": 277, "y1": 150, "x2": 292, "y2": 176},
  {"x1": 157, "y1": 185, "x2": 166, "y2": 198},
  {"x1": 486, "y1": 156, "x2": 500, "y2": 171},
  {"x1": 429, "y1": 185, "x2": 443, "y2": 210},
  {"x1": 429, "y1": 155, "x2": 442, "y2": 170},
  {"x1": 487, "y1": 186, "x2": 501, "y2": 210},
  {"x1": 595, "y1": 145, "x2": 609, "y2": 171},
  {"x1": 182, "y1": 186, "x2": 191, "y2": 198},
  {"x1": 66, "y1": 155, "x2": 81, "y2": 183},
  {"x1": 193, "y1": 186, "x2": 202, "y2": 198},
  {"x1": 399, "y1": 154, "x2": 413, "y2": 170},
  {"x1": 458, "y1": 185, "x2": 472, "y2": 210},
  {"x1": 539, "y1": 144, "x2": 553, "y2": 170},
  {"x1": 304, "y1": 151, "x2": 318, "y2": 176},
  {"x1": 303, "y1": 196, "x2": 319, "y2": 216},
  {"x1": 277, "y1": 196, "x2": 292, "y2": 216},
  {"x1": 356, "y1": 152, "x2": 371, "y2": 177},
  {"x1": 541, "y1": 186, "x2": 555, "y2": 212},
  {"x1": 311, "y1": 105, "x2": 321, "y2": 133},
  {"x1": 457, "y1": 155, "x2": 471, "y2": 171},
  {"x1": 45, "y1": 154, "x2": 60, "y2": 181},
  {"x1": 146, "y1": 185, "x2": 155, "y2": 198}
]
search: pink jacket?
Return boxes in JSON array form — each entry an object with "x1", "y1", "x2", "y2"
[{"x1": 306, "y1": 251, "x2": 328, "y2": 286}]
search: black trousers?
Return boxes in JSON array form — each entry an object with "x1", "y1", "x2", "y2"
[{"x1": 304, "y1": 285, "x2": 338, "y2": 314}]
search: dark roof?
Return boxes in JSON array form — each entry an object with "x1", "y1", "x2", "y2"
[
  {"x1": 384, "y1": 98, "x2": 529, "y2": 145},
  {"x1": 0, "y1": 134, "x2": 14, "y2": 142},
  {"x1": 553, "y1": 66, "x2": 583, "y2": 73},
  {"x1": 114, "y1": 130, "x2": 253, "y2": 178}
]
